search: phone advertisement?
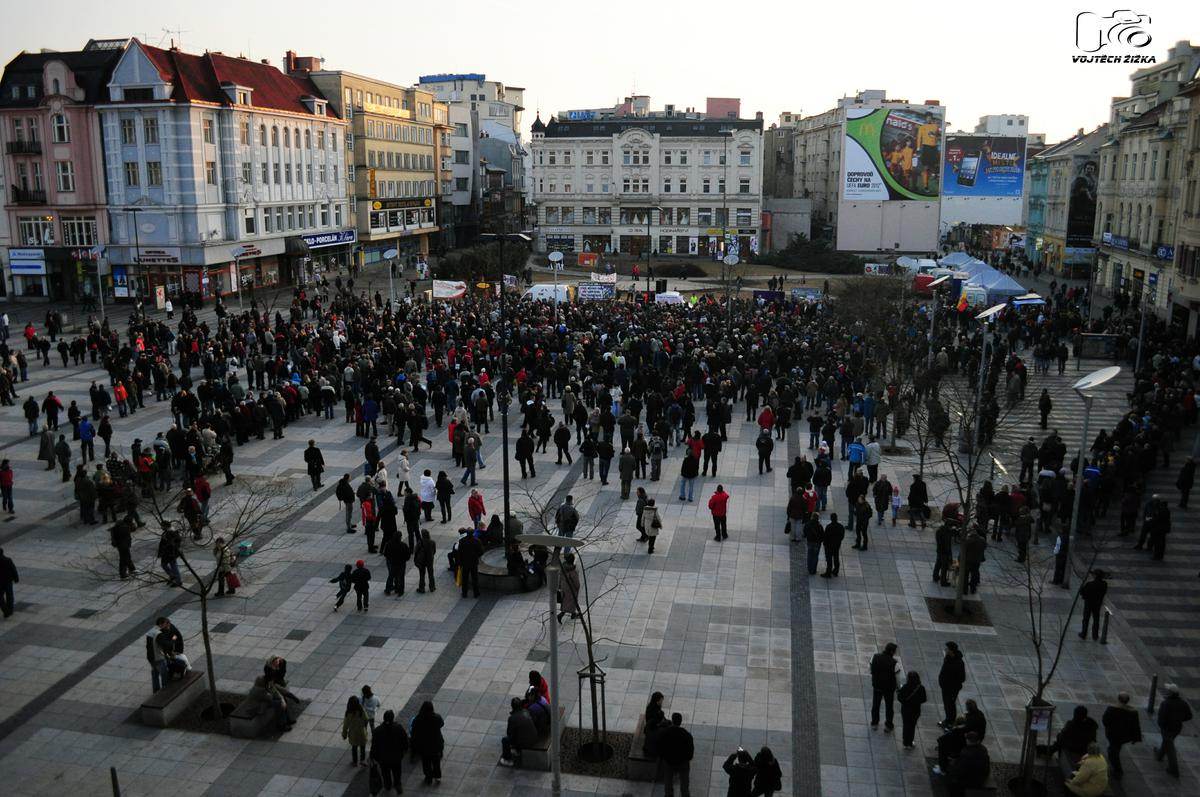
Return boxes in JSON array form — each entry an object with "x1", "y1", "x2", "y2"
[{"x1": 942, "y1": 135, "x2": 1026, "y2": 197}]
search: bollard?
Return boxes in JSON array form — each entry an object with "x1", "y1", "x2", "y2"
[
  {"x1": 1100, "y1": 608, "x2": 1112, "y2": 645},
  {"x1": 1148, "y1": 674, "x2": 1159, "y2": 716}
]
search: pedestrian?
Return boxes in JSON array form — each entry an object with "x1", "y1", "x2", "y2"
[
  {"x1": 963, "y1": 528, "x2": 986, "y2": 594},
  {"x1": 657, "y1": 712, "x2": 694, "y2": 797},
  {"x1": 0, "y1": 547, "x2": 18, "y2": 618},
  {"x1": 1101, "y1": 692, "x2": 1141, "y2": 779},
  {"x1": 410, "y1": 700, "x2": 445, "y2": 785},
  {"x1": 341, "y1": 695, "x2": 369, "y2": 767},
  {"x1": 708, "y1": 485, "x2": 730, "y2": 541},
  {"x1": 756, "y1": 429, "x2": 774, "y2": 474},
  {"x1": 457, "y1": 529, "x2": 482, "y2": 598},
  {"x1": 1154, "y1": 683, "x2": 1193, "y2": 778},
  {"x1": 415, "y1": 529, "x2": 436, "y2": 592},
  {"x1": 1039, "y1": 388, "x2": 1052, "y2": 429},
  {"x1": 369, "y1": 709, "x2": 410, "y2": 790},
  {"x1": 157, "y1": 523, "x2": 183, "y2": 586},
  {"x1": 351, "y1": 559, "x2": 371, "y2": 612},
  {"x1": 336, "y1": 474, "x2": 356, "y2": 533},
  {"x1": 54, "y1": 433, "x2": 71, "y2": 481},
  {"x1": 618, "y1": 446, "x2": 636, "y2": 499},
  {"x1": 642, "y1": 499, "x2": 662, "y2": 554},
  {"x1": 908, "y1": 475, "x2": 929, "y2": 528},
  {"x1": 557, "y1": 552, "x2": 582, "y2": 621},
  {"x1": 803, "y1": 513, "x2": 824, "y2": 574},
  {"x1": 1078, "y1": 570, "x2": 1108, "y2": 641},
  {"x1": 1177, "y1": 457, "x2": 1195, "y2": 509},
  {"x1": 0, "y1": 460, "x2": 13, "y2": 516},
  {"x1": 467, "y1": 488, "x2": 485, "y2": 530},
  {"x1": 381, "y1": 532, "x2": 410, "y2": 597},
  {"x1": 722, "y1": 748, "x2": 756, "y2": 796},
  {"x1": 330, "y1": 563, "x2": 352, "y2": 610},
  {"x1": 435, "y1": 470, "x2": 455, "y2": 523},
  {"x1": 678, "y1": 450, "x2": 699, "y2": 502},
  {"x1": 870, "y1": 642, "x2": 900, "y2": 732},
  {"x1": 852, "y1": 495, "x2": 871, "y2": 550},
  {"x1": 821, "y1": 513, "x2": 844, "y2": 577},
  {"x1": 751, "y1": 747, "x2": 782, "y2": 796},
  {"x1": 938, "y1": 642, "x2": 966, "y2": 729},
  {"x1": 360, "y1": 685, "x2": 381, "y2": 732},
  {"x1": 304, "y1": 440, "x2": 325, "y2": 491},
  {"x1": 213, "y1": 537, "x2": 237, "y2": 596},
  {"x1": 897, "y1": 671, "x2": 927, "y2": 749},
  {"x1": 419, "y1": 469, "x2": 436, "y2": 521}
]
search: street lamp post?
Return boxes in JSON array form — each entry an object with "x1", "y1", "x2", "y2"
[
  {"x1": 126, "y1": 207, "x2": 145, "y2": 318},
  {"x1": 1063, "y1": 366, "x2": 1122, "y2": 590},
  {"x1": 479, "y1": 230, "x2": 532, "y2": 545},
  {"x1": 548, "y1": 250, "x2": 564, "y2": 327},
  {"x1": 925, "y1": 274, "x2": 952, "y2": 369}
]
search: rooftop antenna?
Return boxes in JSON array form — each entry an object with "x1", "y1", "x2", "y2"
[{"x1": 161, "y1": 26, "x2": 189, "y2": 50}]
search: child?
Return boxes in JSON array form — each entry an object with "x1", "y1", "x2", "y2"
[
  {"x1": 361, "y1": 684, "x2": 381, "y2": 731},
  {"x1": 891, "y1": 484, "x2": 902, "y2": 527},
  {"x1": 330, "y1": 564, "x2": 352, "y2": 611}
]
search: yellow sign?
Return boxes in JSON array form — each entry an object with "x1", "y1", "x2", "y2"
[
  {"x1": 362, "y1": 100, "x2": 412, "y2": 120},
  {"x1": 368, "y1": 169, "x2": 377, "y2": 199},
  {"x1": 372, "y1": 201, "x2": 382, "y2": 210}
]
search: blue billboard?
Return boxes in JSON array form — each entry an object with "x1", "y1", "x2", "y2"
[{"x1": 942, "y1": 135, "x2": 1026, "y2": 198}]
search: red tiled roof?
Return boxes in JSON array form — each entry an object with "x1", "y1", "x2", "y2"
[{"x1": 135, "y1": 40, "x2": 338, "y2": 118}]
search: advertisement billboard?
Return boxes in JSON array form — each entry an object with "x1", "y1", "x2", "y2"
[
  {"x1": 1066, "y1": 156, "x2": 1099, "y2": 245},
  {"x1": 843, "y1": 106, "x2": 944, "y2": 201},
  {"x1": 942, "y1": 135, "x2": 1026, "y2": 197}
]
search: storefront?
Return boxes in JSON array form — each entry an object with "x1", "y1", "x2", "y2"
[
  {"x1": 8, "y1": 248, "x2": 49, "y2": 298},
  {"x1": 362, "y1": 198, "x2": 437, "y2": 265},
  {"x1": 545, "y1": 235, "x2": 576, "y2": 253},
  {"x1": 581, "y1": 235, "x2": 610, "y2": 254},
  {"x1": 300, "y1": 229, "x2": 356, "y2": 285}
]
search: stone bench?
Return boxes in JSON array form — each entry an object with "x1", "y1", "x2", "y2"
[
  {"x1": 627, "y1": 713, "x2": 659, "y2": 781},
  {"x1": 518, "y1": 707, "x2": 566, "y2": 771},
  {"x1": 229, "y1": 694, "x2": 306, "y2": 739},
  {"x1": 140, "y1": 669, "x2": 206, "y2": 728}
]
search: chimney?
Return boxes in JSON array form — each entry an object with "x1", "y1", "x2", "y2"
[
  {"x1": 261, "y1": 59, "x2": 270, "y2": 65},
  {"x1": 755, "y1": 111, "x2": 763, "y2": 121},
  {"x1": 285, "y1": 50, "x2": 297, "y2": 72}
]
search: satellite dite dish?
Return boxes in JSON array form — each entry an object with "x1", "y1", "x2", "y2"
[
  {"x1": 383, "y1": 248, "x2": 399, "y2": 259},
  {"x1": 928, "y1": 274, "x2": 952, "y2": 288},
  {"x1": 975, "y1": 302, "x2": 1008, "y2": 322},
  {"x1": 1072, "y1": 366, "x2": 1121, "y2": 394},
  {"x1": 548, "y1": 251, "x2": 564, "y2": 263}
]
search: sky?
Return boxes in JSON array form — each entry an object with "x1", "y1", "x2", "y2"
[{"x1": 1, "y1": 0, "x2": 1195, "y2": 143}]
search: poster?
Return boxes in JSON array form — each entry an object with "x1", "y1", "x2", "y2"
[
  {"x1": 942, "y1": 135, "x2": 1026, "y2": 197},
  {"x1": 112, "y1": 266, "x2": 129, "y2": 298},
  {"x1": 843, "y1": 106, "x2": 944, "y2": 200},
  {"x1": 1066, "y1": 157, "x2": 1099, "y2": 245},
  {"x1": 576, "y1": 282, "x2": 616, "y2": 301},
  {"x1": 155, "y1": 285, "x2": 166, "y2": 310},
  {"x1": 432, "y1": 280, "x2": 467, "y2": 299},
  {"x1": 590, "y1": 272, "x2": 617, "y2": 284},
  {"x1": 577, "y1": 252, "x2": 598, "y2": 269}
]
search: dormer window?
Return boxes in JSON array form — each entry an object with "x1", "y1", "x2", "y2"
[
  {"x1": 300, "y1": 96, "x2": 326, "y2": 116},
  {"x1": 237, "y1": 90, "x2": 250, "y2": 105}
]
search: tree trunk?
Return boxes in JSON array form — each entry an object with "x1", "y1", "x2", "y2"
[{"x1": 199, "y1": 590, "x2": 221, "y2": 719}]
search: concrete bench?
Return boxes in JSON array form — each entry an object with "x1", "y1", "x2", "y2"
[
  {"x1": 627, "y1": 713, "x2": 659, "y2": 781},
  {"x1": 518, "y1": 707, "x2": 566, "y2": 771},
  {"x1": 477, "y1": 546, "x2": 542, "y2": 594},
  {"x1": 140, "y1": 669, "x2": 206, "y2": 728}
]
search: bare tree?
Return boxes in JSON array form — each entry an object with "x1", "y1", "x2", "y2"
[
  {"x1": 512, "y1": 481, "x2": 630, "y2": 759},
  {"x1": 81, "y1": 473, "x2": 297, "y2": 719}
]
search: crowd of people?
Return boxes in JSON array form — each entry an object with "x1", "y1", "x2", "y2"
[{"x1": 0, "y1": 250, "x2": 1197, "y2": 791}]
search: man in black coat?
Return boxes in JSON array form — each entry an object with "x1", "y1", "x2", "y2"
[
  {"x1": 382, "y1": 534, "x2": 411, "y2": 597},
  {"x1": 303, "y1": 440, "x2": 325, "y2": 491},
  {"x1": 0, "y1": 547, "x2": 18, "y2": 617},
  {"x1": 457, "y1": 532, "x2": 483, "y2": 598},
  {"x1": 821, "y1": 514, "x2": 844, "y2": 577},
  {"x1": 336, "y1": 474, "x2": 356, "y2": 533},
  {"x1": 657, "y1": 712, "x2": 694, "y2": 797},
  {"x1": 933, "y1": 523, "x2": 954, "y2": 587},
  {"x1": 110, "y1": 518, "x2": 135, "y2": 579},
  {"x1": 946, "y1": 732, "x2": 990, "y2": 796},
  {"x1": 701, "y1": 428, "x2": 723, "y2": 476},
  {"x1": 870, "y1": 642, "x2": 900, "y2": 731},
  {"x1": 1078, "y1": 570, "x2": 1108, "y2": 640},
  {"x1": 1102, "y1": 692, "x2": 1141, "y2": 778},
  {"x1": 370, "y1": 709, "x2": 410, "y2": 791},
  {"x1": 515, "y1": 431, "x2": 536, "y2": 479},
  {"x1": 938, "y1": 642, "x2": 967, "y2": 728}
]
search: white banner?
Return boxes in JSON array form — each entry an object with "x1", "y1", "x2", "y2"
[
  {"x1": 432, "y1": 280, "x2": 467, "y2": 299},
  {"x1": 590, "y1": 272, "x2": 617, "y2": 284}
]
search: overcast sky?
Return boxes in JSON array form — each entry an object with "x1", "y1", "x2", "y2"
[{"x1": 2, "y1": 0, "x2": 1192, "y2": 142}]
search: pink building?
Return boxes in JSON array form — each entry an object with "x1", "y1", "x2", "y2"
[{"x1": 0, "y1": 39, "x2": 125, "y2": 300}]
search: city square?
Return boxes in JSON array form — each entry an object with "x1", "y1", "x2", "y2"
[{"x1": 0, "y1": 5, "x2": 1199, "y2": 797}]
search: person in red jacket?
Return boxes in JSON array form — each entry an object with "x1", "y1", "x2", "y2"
[
  {"x1": 757, "y1": 405, "x2": 776, "y2": 434},
  {"x1": 193, "y1": 475, "x2": 212, "y2": 520},
  {"x1": 708, "y1": 485, "x2": 730, "y2": 541},
  {"x1": 0, "y1": 459, "x2": 14, "y2": 515},
  {"x1": 467, "y1": 489, "x2": 486, "y2": 530}
]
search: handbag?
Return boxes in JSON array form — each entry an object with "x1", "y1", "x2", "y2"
[{"x1": 226, "y1": 571, "x2": 242, "y2": 589}]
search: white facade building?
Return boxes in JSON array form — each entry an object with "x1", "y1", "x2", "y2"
[
  {"x1": 100, "y1": 40, "x2": 349, "y2": 301},
  {"x1": 530, "y1": 115, "x2": 764, "y2": 257}
]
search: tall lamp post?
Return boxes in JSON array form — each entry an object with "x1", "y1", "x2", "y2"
[
  {"x1": 925, "y1": 274, "x2": 952, "y2": 369},
  {"x1": 125, "y1": 207, "x2": 145, "y2": 318},
  {"x1": 1063, "y1": 366, "x2": 1122, "y2": 590},
  {"x1": 547, "y1": 250, "x2": 564, "y2": 326},
  {"x1": 478, "y1": 230, "x2": 532, "y2": 544}
]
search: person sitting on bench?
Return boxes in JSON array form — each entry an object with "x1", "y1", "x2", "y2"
[
  {"x1": 1047, "y1": 705, "x2": 1098, "y2": 760},
  {"x1": 1065, "y1": 742, "x2": 1110, "y2": 797},
  {"x1": 498, "y1": 697, "x2": 538, "y2": 767},
  {"x1": 943, "y1": 731, "x2": 990, "y2": 797}
]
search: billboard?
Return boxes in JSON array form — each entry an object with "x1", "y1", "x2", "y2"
[
  {"x1": 942, "y1": 135, "x2": 1026, "y2": 197},
  {"x1": 843, "y1": 106, "x2": 944, "y2": 201},
  {"x1": 1066, "y1": 157, "x2": 1099, "y2": 245}
]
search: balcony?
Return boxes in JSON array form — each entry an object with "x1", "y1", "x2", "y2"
[
  {"x1": 5, "y1": 140, "x2": 41, "y2": 155},
  {"x1": 11, "y1": 186, "x2": 47, "y2": 204}
]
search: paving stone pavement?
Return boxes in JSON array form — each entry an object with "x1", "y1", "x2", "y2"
[{"x1": 0, "y1": 294, "x2": 1197, "y2": 797}]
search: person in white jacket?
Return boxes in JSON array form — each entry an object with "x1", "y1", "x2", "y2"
[
  {"x1": 419, "y1": 469, "x2": 436, "y2": 521},
  {"x1": 396, "y1": 450, "x2": 413, "y2": 488}
]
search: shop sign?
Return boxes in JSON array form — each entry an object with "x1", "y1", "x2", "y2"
[
  {"x1": 370, "y1": 198, "x2": 434, "y2": 210},
  {"x1": 302, "y1": 229, "x2": 357, "y2": 249},
  {"x1": 9, "y1": 247, "x2": 46, "y2": 274},
  {"x1": 135, "y1": 246, "x2": 182, "y2": 265}
]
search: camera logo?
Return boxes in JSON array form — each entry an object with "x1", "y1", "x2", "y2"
[{"x1": 1075, "y1": 10, "x2": 1152, "y2": 53}]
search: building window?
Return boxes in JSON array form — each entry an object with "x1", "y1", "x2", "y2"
[
  {"x1": 738, "y1": 178, "x2": 751, "y2": 194},
  {"x1": 739, "y1": 148, "x2": 751, "y2": 167},
  {"x1": 562, "y1": 207, "x2": 575, "y2": 223},
  {"x1": 598, "y1": 207, "x2": 611, "y2": 224},
  {"x1": 304, "y1": 129, "x2": 311, "y2": 149},
  {"x1": 718, "y1": 177, "x2": 726, "y2": 194},
  {"x1": 239, "y1": 121, "x2": 250, "y2": 145},
  {"x1": 698, "y1": 208, "x2": 713, "y2": 226},
  {"x1": 144, "y1": 118, "x2": 159, "y2": 145},
  {"x1": 679, "y1": 177, "x2": 687, "y2": 193},
  {"x1": 242, "y1": 162, "x2": 252, "y2": 184},
  {"x1": 601, "y1": 151, "x2": 610, "y2": 165},
  {"x1": 283, "y1": 128, "x2": 291, "y2": 148},
  {"x1": 455, "y1": 177, "x2": 469, "y2": 191},
  {"x1": 318, "y1": 164, "x2": 327, "y2": 182},
  {"x1": 206, "y1": 161, "x2": 217, "y2": 185},
  {"x1": 55, "y1": 161, "x2": 75, "y2": 192},
  {"x1": 549, "y1": 152, "x2": 557, "y2": 165},
  {"x1": 317, "y1": 129, "x2": 325, "y2": 148},
  {"x1": 585, "y1": 150, "x2": 594, "y2": 165},
  {"x1": 702, "y1": 178, "x2": 711, "y2": 194},
  {"x1": 261, "y1": 163, "x2": 269, "y2": 184},
  {"x1": 676, "y1": 208, "x2": 690, "y2": 225},
  {"x1": 203, "y1": 118, "x2": 214, "y2": 144},
  {"x1": 51, "y1": 113, "x2": 70, "y2": 143},
  {"x1": 663, "y1": 178, "x2": 672, "y2": 193},
  {"x1": 546, "y1": 207, "x2": 560, "y2": 224},
  {"x1": 271, "y1": 126, "x2": 279, "y2": 146},
  {"x1": 582, "y1": 207, "x2": 596, "y2": 224},
  {"x1": 563, "y1": 152, "x2": 572, "y2": 165},
  {"x1": 147, "y1": 161, "x2": 162, "y2": 186},
  {"x1": 124, "y1": 161, "x2": 140, "y2": 186},
  {"x1": 61, "y1": 216, "x2": 97, "y2": 246},
  {"x1": 120, "y1": 118, "x2": 136, "y2": 145},
  {"x1": 244, "y1": 208, "x2": 256, "y2": 235},
  {"x1": 260, "y1": 125, "x2": 267, "y2": 145},
  {"x1": 736, "y1": 208, "x2": 753, "y2": 226},
  {"x1": 275, "y1": 207, "x2": 284, "y2": 230},
  {"x1": 285, "y1": 163, "x2": 292, "y2": 184},
  {"x1": 18, "y1": 217, "x2": 55, "y2": 246},
  {"x1": 663, "y1": 150, "x2": 672, "y2": 165},
  {"x1": 320, "y1": 204, "x2": 329, "y2": 226},
  {"x1": 334, "y1": 204, "x2": 343, "y2": 226},
  {"x1": 306, "y1": 164, "x2": 313, "y2": 183},
  {"x1": 678, "y1": 150, "x2": 688, "y2": 165},
  {"x1": 703, "y1": 150, "x2": 713, "y2": 165}
]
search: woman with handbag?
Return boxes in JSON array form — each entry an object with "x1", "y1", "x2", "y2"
[
  {"x1": 642, "y1": 499, "x2": 662, "y2": 554},
  {"x1": 342, "y1": 695, "x2": 369, "y2": 766},
  {"x1": 213, "y1": 537, "x2": 237, "y2": 596}
]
